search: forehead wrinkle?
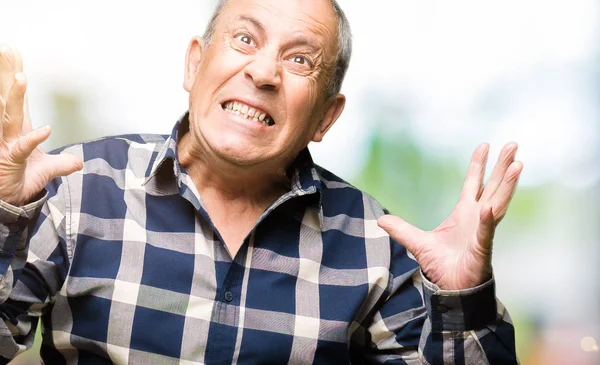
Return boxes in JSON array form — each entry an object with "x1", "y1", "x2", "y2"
[
  {"x1": 259, "y1": 2, "x2": 337, "y2": 51},
  {"x1": 230, "y1": 15, "x2": 266, "y2": 35}
]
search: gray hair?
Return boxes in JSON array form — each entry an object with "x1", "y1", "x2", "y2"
[{"x1": 202, "y1": 0, "x2": 352, "y2": 98}]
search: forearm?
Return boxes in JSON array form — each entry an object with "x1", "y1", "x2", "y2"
[
  {"x1": 351, "y1": 270, "x2": 517, "y2": 365},
  {"x1": 0, "y1": 180, "x2": 70, "y2": 362},
  {"x1": 0, "y1": 195, "x2": 46, "y2": 301},
  {"x1": 419, "y1": 273, "x2": 518, "y2": 365},
  {"x1": 0, "y1": 195, "x2": 46, "y2": 362}
]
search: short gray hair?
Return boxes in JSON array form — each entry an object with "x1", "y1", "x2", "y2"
[{"x1": 202, "y1": 0, "x2": 352, "y2": 98}]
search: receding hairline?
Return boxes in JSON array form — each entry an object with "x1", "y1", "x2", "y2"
[{"x1": 202, "y1": 0, "x2": 352, "y2": 97}]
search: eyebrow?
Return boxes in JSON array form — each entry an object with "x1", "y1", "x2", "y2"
[
  {"x1": 231, "y1": 15, "x2": 321, "y2": 53},
  {"x1": 285, "y1": 35, "x2": 320, "y2": 53},
  {"x1": 232, "y1": 15, "x2": 266, "y2": 36}
]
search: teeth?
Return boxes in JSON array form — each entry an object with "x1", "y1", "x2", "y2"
[{"x1": 223, "y1": 101, "x2": 274, "y2": 126}]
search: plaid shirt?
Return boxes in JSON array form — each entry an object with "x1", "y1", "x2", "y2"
[{"x1": 0, "y1": 115, "x2": 517, "y2": 364}]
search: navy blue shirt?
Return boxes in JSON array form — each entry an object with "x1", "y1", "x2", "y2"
[{"x1": 0, "y1": 115, "x2": 516, "y2": 364}]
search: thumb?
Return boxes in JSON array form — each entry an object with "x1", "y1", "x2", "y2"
[
  {"x1": 45, "y1": 154, "x2": 84, "y2": 178},
  {"x1": 476, "y1": 204, "x2": 495, "y2": 251},
  {"x1": 32, "y1": 153, "x2": 83, "y2": 184},
  {"x1": 377, "y1": 214, "x2": 424, "y2": 256}
]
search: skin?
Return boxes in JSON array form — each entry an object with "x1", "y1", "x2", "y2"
[
  {"x1": 0, "y1": 0, "x2": 522, "y2": 290},
  {"x1": 0, "y1": 46, "x2": 82, "y2": 207},
  {"x1": 178, "y1": 0, "x2": 345, "y2": 254}
]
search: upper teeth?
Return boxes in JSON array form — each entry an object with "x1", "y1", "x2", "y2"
[{"x1": 223, "y1": 101, "x2": 274, "y2": 126}]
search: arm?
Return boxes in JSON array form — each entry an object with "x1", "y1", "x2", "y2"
[
  {"x1": 0, "y1": 46, "x2": 81, "y2": 362},
  {"x1": 0, "y1": 179, "x2": 70, "y2": 362},
  {"x1": 372, "y1": 143, "x2": 522, "y2": 364},
  {"x1": 350, "y1": 242, "x2": 517, "y2": 365}
]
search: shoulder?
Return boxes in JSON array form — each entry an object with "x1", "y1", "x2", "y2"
[
  {"x1": 51, "y1": 133, "x2": 169, "y2": 171},
  {"x1": 51, "y1": 133, "x2": 168, "y2": 158},
  {"x1": 315, "y1": 165, "x2": 387, "y2": 221}
]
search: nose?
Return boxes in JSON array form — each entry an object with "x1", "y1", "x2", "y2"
[{"x1": 244, "y1": 53, "x2": 281, "y2": 91}]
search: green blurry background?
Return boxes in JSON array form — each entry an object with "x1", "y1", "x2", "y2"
[{"x1": 2, "y1": 0, "x2": 599, "y2": 364}]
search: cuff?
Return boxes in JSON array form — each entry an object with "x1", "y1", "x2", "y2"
[
  {"x1": 422, "y1": 271, "x2": 497, "y2": 332},
  {"x1": 0, "y1": 190, "x2": 47, "y2": 255}
]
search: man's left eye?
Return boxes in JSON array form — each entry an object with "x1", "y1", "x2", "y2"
[{"x1": 292, "y1": 56, "x2": 308, "y2": 65}]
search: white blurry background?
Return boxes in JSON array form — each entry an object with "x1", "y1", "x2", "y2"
[{"x1": 1, "y1": 0, "x2": 599, "y2": 363}]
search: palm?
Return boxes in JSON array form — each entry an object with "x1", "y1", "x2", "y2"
[{"x1": 378, "y1": 143, "x2": 523, "y2": 290}]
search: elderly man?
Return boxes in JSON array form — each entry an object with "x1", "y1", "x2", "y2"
[{"x1": 0, "y1": 0, "x2": 521, "y2": 364}]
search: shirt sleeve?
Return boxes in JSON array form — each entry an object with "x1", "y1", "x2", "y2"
[
  {"x1": 350, "y1": 239, "x2": 518, "y2": 365},
  {"x1": 0, "y1": 178, "x2": 71, "y2": 363}
]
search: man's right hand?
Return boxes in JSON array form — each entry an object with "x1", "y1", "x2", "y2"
[{"x1": 0, "y1": 46, "x2": 83, "y2": 206}]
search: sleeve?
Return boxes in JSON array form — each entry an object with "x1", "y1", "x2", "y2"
[
  {"x1": 349, "y1": 238, "x2": 518, "y2": 365},
  {"x1": 0, "y1": 178, "x2": 71, "y2": 363}
]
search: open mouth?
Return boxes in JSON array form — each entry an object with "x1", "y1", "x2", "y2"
[{"x1": 222, "y1": 101, "x2": 275, "y2": 126}]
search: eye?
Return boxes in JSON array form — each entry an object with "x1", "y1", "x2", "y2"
[
  {"x1": 236, "y1": 34, "x2": 255, "y2": 46},
  {"x1": 292, "y1": 55, "x2": 308, "y2": 65}
]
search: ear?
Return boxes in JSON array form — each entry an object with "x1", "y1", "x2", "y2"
[
  {"x1": 183, "y1": 37, "x2": 204, "y2": 92},
  {"x1": 312, "y1": 94, "x2": 346, "y2": 142}
]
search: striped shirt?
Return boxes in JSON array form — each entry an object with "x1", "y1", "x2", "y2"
[{"x1": 0, "y1": 114, "x2": 517, "y2": 364}]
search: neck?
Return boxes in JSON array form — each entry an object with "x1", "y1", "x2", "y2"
[{"x1": 177, "y1": 131, "x2": 290, "y2": 209}]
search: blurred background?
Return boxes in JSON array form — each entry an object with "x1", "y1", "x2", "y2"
[{"x1": 1, "y1": 0, "x2": 598, "y2": 363}]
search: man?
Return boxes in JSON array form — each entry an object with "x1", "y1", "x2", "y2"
[{"x1": 0, "y1": 0, "x2": 521, "y2": 363}]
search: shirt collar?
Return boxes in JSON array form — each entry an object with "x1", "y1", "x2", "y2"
[
  {"x1": 143, "y1": 113, "x2": 185, "y2": 187},
  {"x1": 143, "y1": 112, "x2": 324, "y2": 215}
]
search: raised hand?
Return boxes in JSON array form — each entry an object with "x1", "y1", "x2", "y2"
[
  {"x1": 0, "y1": 46, "x2": 83, "y2": 206},
  {"x1": 378, "y1": 143, "x2": 523, "y2": 290}
]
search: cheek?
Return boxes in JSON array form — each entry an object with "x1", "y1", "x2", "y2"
[
  {"x1": 286, "y1": 76, "x2": 321, "y2": 114},
  {"x1": 194, "y1": 47, "x2": 245, "y2": 92},
  {"x1": 280, "y1": 78, "x2": 324, "y2": 145}
]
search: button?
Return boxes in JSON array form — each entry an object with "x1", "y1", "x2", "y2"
[
  {"x1": 436, "y1": 304, "x2": 449, "y2": 313},
  {"x1": 224, "y1": 291, "x2": 233, "y2": 302},
  {"x1": 7, "y1": 223, "x2": 20, "y2": 233}
]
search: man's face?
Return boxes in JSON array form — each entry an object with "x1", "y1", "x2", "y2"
[{"x1": 183, "y1": 0, "x2": 345, "y2": 170}]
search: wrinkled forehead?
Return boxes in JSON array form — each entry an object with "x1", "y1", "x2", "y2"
[{"x1": 217, "y1": 0, "x2": 338, "y2": 56}]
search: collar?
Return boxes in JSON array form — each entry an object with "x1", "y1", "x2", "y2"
[
  {"x1": 143, "y1": 112, "x2": 325, "y2": 226},
  {"x1": 142, "y1": 113, "x2": 185, "y2": 187}
]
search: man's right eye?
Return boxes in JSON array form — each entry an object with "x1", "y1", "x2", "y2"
[{"x1": 236, "y1": 34, "x2": 255, "y2": 46}]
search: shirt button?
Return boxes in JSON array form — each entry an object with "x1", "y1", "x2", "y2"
[
  {"x1": 224, "y1": 291, "x2": 233, "y2": 302},
  {"x1": 436, "y1": 304, "x2": 449, "y2": 313}
]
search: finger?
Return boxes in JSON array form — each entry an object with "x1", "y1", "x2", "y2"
[
  {"x1": 460, "y1": 143, "x2": 490, "y2": 200},
  {"x1": 9, "y1": 50, "x2": 30, "y2": 133},
  {"x1": 4, "y1": 73, "x2": 26, "y2": 140},
  {"x1": 476, "y1": 204, "x2": 495, "y2": 251},
  {"x1": 490, "y1": 161, "x2": 523, "y2": 223},
  {"x1": 0, "y1": 95, "x2": 5, "y2": 137},
  {"x1": 39, "y1": 153, "x2": 84, "y2": 179},
  {"x1": 10, "y1": 125, "x2": 51, "y2": 163},
  {"x1": 480, "y1": 142, "x2": 518, "y2": 202},
  {"x1": 22, "y1": 94, "x2": 33, "y2": 134},
  {"x1": 377, "y1": 214, "x2": 425, "y2": 257},
  {"x1": 0, "y1": 45, "x2": 16, "y2": 99},
  {"x1": 12, "y1": 48, "x2": 23, "y2": 73}
]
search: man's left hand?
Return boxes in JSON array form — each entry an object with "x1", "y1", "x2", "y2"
[{"x1": 378, "y1": 143, "x2": 523, "y2": 290}]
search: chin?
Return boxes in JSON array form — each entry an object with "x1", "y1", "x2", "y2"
[{"x1": 212, "y1": 143, "x2": 269, "y2": 167}]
